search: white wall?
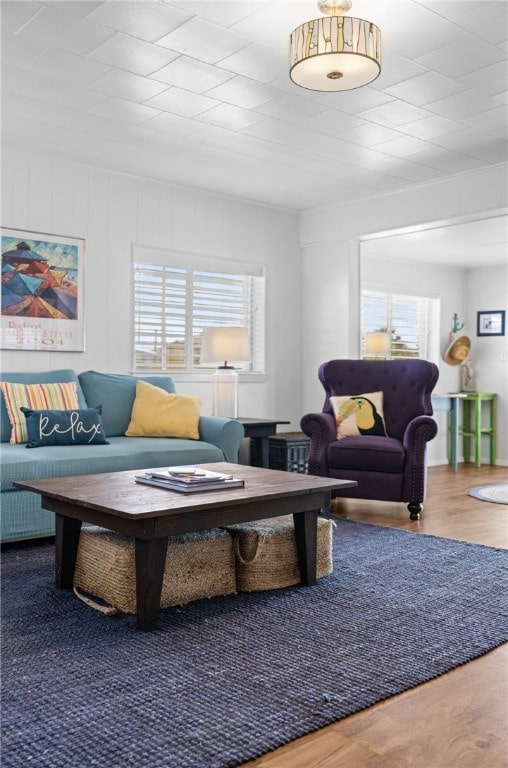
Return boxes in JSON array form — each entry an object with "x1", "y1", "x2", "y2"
[
  {"x1": 465, "y1": 264, "x2": 508, "y2": 465},
  {"x1": 1, "y1": 148, "x2": 303, "y2": 427},
  {"x1": 301, "y1": 164, "x2": 508, "y2": 466}
]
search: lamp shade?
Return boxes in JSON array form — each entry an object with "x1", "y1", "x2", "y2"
[
  {"x1": 364, "y1": 331, "x2": 391, "y2": 357},
  {"x1": 200, "y1": 327, "x2": 251, "y2": 367},
  {"x1": 289, "y1": 14, "x2": 381, "y2": 92}
]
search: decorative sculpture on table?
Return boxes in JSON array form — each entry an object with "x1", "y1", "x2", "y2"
[{"x1": 461, "y1": 358, "x2": 474, "y2": 392}]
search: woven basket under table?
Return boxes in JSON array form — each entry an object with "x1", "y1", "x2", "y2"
[
  {"x1": 74, "y1": 526, "x2": 237, "y2": 615},
  {"x1": 225, "y1": 515, "x2": 333, "y2": 592}
]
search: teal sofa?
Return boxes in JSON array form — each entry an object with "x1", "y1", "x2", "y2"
[{"x1": 0, "y1": 370, "x2": 244, "y2": 543}]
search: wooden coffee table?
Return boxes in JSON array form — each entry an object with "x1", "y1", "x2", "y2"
[{"x1": 15, "y1": 463, "x2": 356, "y2": 631}]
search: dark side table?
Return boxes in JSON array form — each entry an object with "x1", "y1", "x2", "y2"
[
  {"x1": 269, "y1": 432, "x2": 310, "y2": 474},
  {"x1": 237, "y1": 418, "x2": 290, "y2": 468}
]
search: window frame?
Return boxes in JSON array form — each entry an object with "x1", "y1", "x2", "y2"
[
  {"x1": 361, "y1": 289, "x2": 436, "y2": 360},
  {"x1": 131, "y1": 246, "x2": 266, "y2": 378}
]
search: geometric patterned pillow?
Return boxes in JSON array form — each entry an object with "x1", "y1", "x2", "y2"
[{"x1": 0, "y1": 381, "x2": 79, "y2": 444}]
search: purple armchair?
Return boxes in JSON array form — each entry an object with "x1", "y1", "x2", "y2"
[{"x1": 300, "y1": 359, "x2": 439, "y2": 520}]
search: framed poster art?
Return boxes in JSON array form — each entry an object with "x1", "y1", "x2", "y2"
[
  {"x1": 477, "y1": 310, "x2": 505, "y2": 337},
  {"x1": 1, "y1": 227, "x2": 85, "y2": 351}
]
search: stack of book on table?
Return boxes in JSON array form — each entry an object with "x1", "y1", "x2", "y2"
[{"x1": 135, "y1": 466, "x2": 245, "y2": 493}]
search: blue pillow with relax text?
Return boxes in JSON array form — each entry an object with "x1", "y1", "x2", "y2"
[{"x1": 21, "y1": 406, "x2": 109, "y2": 448}]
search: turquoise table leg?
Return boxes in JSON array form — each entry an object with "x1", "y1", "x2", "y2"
[{"x1": 449, "y1": 398, "x2": 460, "y2": 471}]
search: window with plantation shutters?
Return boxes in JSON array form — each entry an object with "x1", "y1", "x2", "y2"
[
  {"x1": 133, "y1": 247, "x2": 265, "y2": 374},
  {"x1": 361, "y1": 290, "x2": 432, "y2": 359}
]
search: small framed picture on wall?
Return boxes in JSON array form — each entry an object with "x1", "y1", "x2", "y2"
[{"x1": 477, "y1": 310, "x2": 505, "y2": 337}]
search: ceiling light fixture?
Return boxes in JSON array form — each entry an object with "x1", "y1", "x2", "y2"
[{"x1": 289, "y1": 0, "x2": 381, "y2": 92}]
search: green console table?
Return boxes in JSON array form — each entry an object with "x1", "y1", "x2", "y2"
[
  {"x1": 460, "y1": 392, "x2": 497, "y2": 468},
  {"x1": 431, "y1": 392, "x2": 497, "y2": 470}
]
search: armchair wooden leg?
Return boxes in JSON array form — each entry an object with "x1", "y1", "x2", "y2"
[{"x1": 408, "y1": 502, "x2": 422, "y2": 521}]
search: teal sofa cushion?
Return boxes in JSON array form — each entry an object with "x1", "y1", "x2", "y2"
[
  {"x1": 0, "y1": 436, "x2": 224, "y2": 491},
  {"x1": 0, "y1": 370, "x2": 87, "y2": 443},
  {"x1": 78, "y1": 371, "x2": 176, "y2": 437}
]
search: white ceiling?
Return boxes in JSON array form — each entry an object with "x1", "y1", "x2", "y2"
[
  {"x1": 1, "y1": 0, "x2": 507, "y2": 214},
  {"x1": 361, "y1": 213, "x2": 508, "y2": 267}
]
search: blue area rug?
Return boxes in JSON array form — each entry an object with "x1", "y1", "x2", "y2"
[{"x1": 1, "y1": 519, "x2": 507, "y2": 768}]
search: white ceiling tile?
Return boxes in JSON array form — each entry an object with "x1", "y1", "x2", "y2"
[
  {"x1": 340, "y1": 123, "x2": 406, "y2": 147},
  {"x1": 358, "y1": 101, "x2": 431, "y2": 128},
  {"x1": 493, "y1": 91, "x2": 508, "y2": 105},
  {"x1": 1, "y1": 111, "x2": 78, "y2": 153},
  {"x1": 1, "y1": 91, "x2": 107, "y2": 131},
  {"x1": 88, "y1": 120, "x2": 158, "y2": 142},
  {"x1": 265, "y1": 75, "x2": 325, "y2": 101},
  {"x1": 451, "y1": 1, "x2": 508, "y2": 46},
  {"x1": 86, "y1": 32, "x2": 179, "y2": 76},
  {"x1": 414, "y1": 1, "x2": 474, "y2": 22},
  {"x1": 385, "y1": 71, "x2": 466, "y2": 106},
  {"x1": 1, "y1": 64, "x2": 45, "y2": 98},
  {"x1": 26, "y1": 47, "x2": 112, "y2": 86},
  {"x1": 169, "y1": 1, "x2": 268, "y2": 29},
  {"x1": 1, "y1": 30, "x2": 48, "y2": 68},
  {"x1": 315, "y1": 87, "x2": 394, "y2": 115},
  {"x1": 315, "y1": 141, "x2": 380, "y2": 165},
  {"x1": 400, "y1": 114, "x2": 463, "y2": 140},
  {"x1": 156, "y1": 17, "x2": 249, "y2": 64},
  {"x1": 16, "y1": 5, "x2": 115, "y2": 56},
  {"x1": 151, "y1": 55, "x2": 234, "y2": 93},
  {"x1": 231, "y1": 1, "x2": 307, "y2": 50},
  {"x1": 87, "y1": 1, "x2": 191, "y2": 43},
  {"x1": 0, "y1": 1, "x2": 42, "y2": 33},
  {"x1": 376, "y1": 135, "x2": 431, "y2": 158},
  {"x1": 405, "y1": 146, "x2": 487, "y2": 173},
  {"x1": 205, "y1": 76, "x2": 278, "y2": 108},
  {"x1": 370, "y1": 53, "x2": 429, "y2": 90},
  {"x1": 359, "y1": 155, "x2": 446, "y2": 183},
  {"x1": 144, "y1": 87, "x2": 220, "y2": 118},
  {"x1": 425, "y1": 90, "x2": 503, "y2": 119},
  {"x1": 45, "y1": 2, "x2": 103, "y2": 18},
  {"x1": 353, "y1": 0, "x2": 422, "y2": 27},
  {"x1": 89, "y1": 69, "x2": 169, "y2": 102},
  {"x1": 302, "y1": 109, "x2": 366, "y2": 136},
  {"x1": 416, "y1": 33, "x2": 505, "y2": 78},
  {"x1": 217, "y1": 42, "x2": 285, "y2": 83},
  {"x1": 90, "y1": 96, "x2": 161, "y2": 124},
  {"x1": 143, "y1": 112, "x2": 203, "y2": 137},
  {"x1": 254, "y1": 95, "x2": 328, "y2": 122},
  {"x1": 429, "y1": 128, "x2": 508, "y2": 163},
  {"x1": 388, "y1": 7, "x2": 465, "y2": 59},
  {"x1": 462, "y1": 106, "x2": 508, "y2": 135},
  {"x1": 195, "y1": 103, "x2": 265, "y2": 130},
  {"x1": 241, "y1": 116, "x2": 299, "y2": 143},
  {"x1": 1, "y1": 66, "x2": 108, "y2": 112},
  {"x1": 37, "y1": 79, "x2": 109, "y2": 111},
  {"x1": 458, "y1": 60, "x2": 508, "y2": 96}
]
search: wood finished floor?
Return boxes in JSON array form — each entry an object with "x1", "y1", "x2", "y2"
[{"x1": 243, "y1": 464, "x2": 508, "y2": 768}]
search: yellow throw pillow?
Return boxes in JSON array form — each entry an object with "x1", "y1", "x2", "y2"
[
  {"x1": 330, "y1": 391, "x2": 387, "y2": 440},
  {"x1": 0, "y1": 381, "x2": 80, "y2": 444},
  {"x1": 125, "y1": 380, "x2": 202, "y2": 440}
]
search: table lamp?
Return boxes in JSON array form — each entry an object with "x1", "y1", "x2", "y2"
[
  {"x1": 200, "y1": 327, "x2": 251, "y2": 418},
  {"x1": 364, "y1": 331, "x2": 391, "y2": 359}
]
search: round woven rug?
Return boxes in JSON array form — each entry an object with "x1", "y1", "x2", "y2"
[{"x1": 469, "y1": 484, "x2": 508, "y2": 505}]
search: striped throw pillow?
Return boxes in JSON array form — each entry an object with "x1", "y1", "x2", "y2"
[{"x1": 0, "y1": 381, "x2": 80, "y2": 444}]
